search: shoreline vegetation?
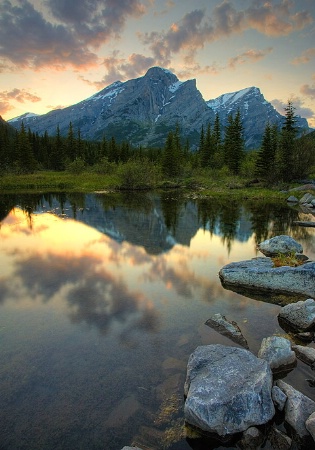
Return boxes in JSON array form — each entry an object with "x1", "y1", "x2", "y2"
[{"x1": 0, "y1": 169, "x2": 313, "y2": 198}]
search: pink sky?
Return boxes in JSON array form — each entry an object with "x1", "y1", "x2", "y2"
[{"x1": 1, "y1": 0, "x2": 315, "y2": 127}]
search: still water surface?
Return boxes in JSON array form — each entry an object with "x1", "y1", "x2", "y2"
[{"x1": 0, "y1": 192, "x2": 315, "y2": 449}]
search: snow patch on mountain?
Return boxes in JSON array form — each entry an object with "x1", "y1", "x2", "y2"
[
  {"x1": 9, "y1": 112, "x2": 39, "y2": 122},
  {"x1": 169, "y1": 80, "x2": 183, "y2": 93},
  {"x1": 207, "y1": 87, "x2": 259, "y2": 111}
]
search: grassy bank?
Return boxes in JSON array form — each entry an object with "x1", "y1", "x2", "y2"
[{"x1": 0, "y1": 169, "x2": 304, "y2": 199}]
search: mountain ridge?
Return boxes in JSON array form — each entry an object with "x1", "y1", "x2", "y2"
[{"x1": 8, "y1": 66, "x2": 311, "y2": 149}]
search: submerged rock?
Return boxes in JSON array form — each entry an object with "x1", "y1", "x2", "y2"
[
  {"x1": 258, "y1": 336, "x2": 296, "y2": 373},
  {"x1": 257, "y1": 235, "x2": 303, "y2": 257},
  {"x1": 278, "y1": 298, "x2": 315, "y2": 332},
  {"x1": 205, "y1": 313, "x2": 249, "y2": 348},
  {"x1": 219, "y1": 257, "x2": 315, "y2": 298},
  {"x1": 184, "y1": 344, "x2": 274, "y2": 437}
]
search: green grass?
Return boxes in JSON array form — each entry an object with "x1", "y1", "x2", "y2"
[
  {"x1": 0, "y1": 169, "x2": 295, "y2": 199},
  {"x1": 0, "y1": 171, "x2": 120, "y2": 193}
]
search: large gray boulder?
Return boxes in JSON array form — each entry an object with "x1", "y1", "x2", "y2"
[
  {"x1": 257, "y1": 235, "x2": 303, "y2": 257},
  {"x1": 278, "y1": 298, "x2": 315, "y2": 332},
  {"x1": 276, "y1": 380, "x2": 315, "y2": 439},
  {"x1": 184, "y1": 345, "x2": 275, "y2": 437},
  {"x1": 258, "y1": 336, "x2": 296, "y2": 372},
  {"x1": 219, "y1": 257, "x2": 315, "y2": 297}
]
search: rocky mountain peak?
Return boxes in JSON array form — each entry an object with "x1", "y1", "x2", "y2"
[{"x1": 8, "y1": 67, "x2": 311, "y2": 149}]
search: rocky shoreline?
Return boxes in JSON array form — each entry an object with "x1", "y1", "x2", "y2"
[{"x1": 122, "y1": 234, "x2": 315, "y2": 450}]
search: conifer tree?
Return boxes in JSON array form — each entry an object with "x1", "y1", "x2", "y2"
[
  {"x1": 223, "y1": 111, "x2": 244, "y2": 174},
  {"x1": 255, "y1": 122, "x2": 278, "y2": 180},
  {"x1": 278, "y1": 100, "x2": 297, "y2": 180},
  {"x1": 161, "y1": 130, "x2": 181, "y2": 178},
  {"x1": 15, "y1": 122, "x2": 36, "y2": 173},
  {"x1": 50, "y1": 125, "x2": 64, "y2": 170}
]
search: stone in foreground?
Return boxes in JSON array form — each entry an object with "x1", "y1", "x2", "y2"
[
  {"x1": 276, "y1": 380, "x2": 315, "y2": 439},
  {"x1": 219, "y1": 257, "x2": 315, "y2": 298},
  {"x1": 258, "y1": 336, "x2": 296, "y2": 372},
  {"x1": 278, "y1": 298, "x2": 315, "y2": 332},
  {"x1": 257, "y1": 235, "x2": 303, "y2": 257},
  {"x1": 184, "y1": 345, "x2": 274, "y2": 437}
]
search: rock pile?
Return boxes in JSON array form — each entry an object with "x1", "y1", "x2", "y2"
[{"x1": 183, "y1": 298, "x2": 315, "y2": 448}]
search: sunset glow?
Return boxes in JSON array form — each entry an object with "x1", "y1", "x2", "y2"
[{"x1": 0, "y1": 1, "x2": 314, "y2": 127}]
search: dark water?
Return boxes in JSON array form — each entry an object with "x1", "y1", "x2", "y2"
[{"x1": 0, "y1": 191, "x2": 314, "y2": 450}]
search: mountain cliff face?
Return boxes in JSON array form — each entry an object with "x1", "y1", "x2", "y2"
[{"x1": 8, "y1": 67, "x2": 310, "y2": 149}]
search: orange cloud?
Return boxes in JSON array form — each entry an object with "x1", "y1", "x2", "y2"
[{"x1": 291, "y1": 48, "x2": 315, "y2": 65}]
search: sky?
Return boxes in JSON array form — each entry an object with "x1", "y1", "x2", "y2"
[{"x1": 0, "y1": 0, "x2": 315, "y2": 128}]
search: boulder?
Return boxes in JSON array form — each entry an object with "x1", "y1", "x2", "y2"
[
  {"x1": 306, "y1": 412, "x2": 315, "y2": 441},
  {"x1": 257, "y1": 235, "x2": 303, "y2": 257},
  {"x1": 271, "y1": 386, "x2": 287, "y2": 411},
  {"x1": 287, "y1": 195, "x2": 298, "y2": 203},
  {"x1": 278, "y1": 298, "x2": 315, "y2": 332},
  {"x1": 268, "y1": 426, "x2": 292, "y2": 450},
  {"x1": 292, "y1": 344, "x2": 315, "y2": 366},
  {"x1": 219, "y1": 258, "x2": 315, "y2": 298},
  {"x1": 205, "y1": 313, "x2": 248, "y2": 348},
  {"x1": 238, "y1": 426, "x2": 264, "y2": 449},
  {"x1": 257, "y1": 336, "x2": 296, "y2": 372},
  {"x1": 184, "y1": 345, "x2": 274, "y2": 437},
  {"x1": 299, "y1": 193, "x2": 315, "y2": 205},
  {"x1": 275, "y1": 380, "x2": 315, "y2": 439}
]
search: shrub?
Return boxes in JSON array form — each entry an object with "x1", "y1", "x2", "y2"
[
  {"x1": 66, "y1": 157, "x2": 86, "y2": 174},
  {"x1": 117, "y1": 158, "x2": 160, "y2": 189}
]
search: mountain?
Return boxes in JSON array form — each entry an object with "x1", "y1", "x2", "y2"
[
  {"x1": 8, "y1": 67, "x2": 311, "y2": 149},
  {"x1": 206, "y1": 87, "x2": 309, "y2": 149}
]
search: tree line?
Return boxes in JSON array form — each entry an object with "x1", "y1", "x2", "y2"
[{"x1": 0, "y1": 100, "x2": 314, "y2": 183}]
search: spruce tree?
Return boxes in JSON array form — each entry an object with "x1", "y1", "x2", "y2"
[
  {"x1": 161, "y1": 131, "x2": 181, "y2": 178},
  {"x1": 255, "y1": 122, "x2": 277, "y2": 180},
  {"x1": 223, "y1": 111, "x2": 244, "y2": 174},
  {"x1": 278, "y1": 100, "x2": 297, "y2": 181},
  {"x1": 15, "y1": 122, "x2": 36, "y2": 173}
]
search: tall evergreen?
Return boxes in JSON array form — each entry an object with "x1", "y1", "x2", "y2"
[
  {"x1": 15, "y1": 122, "x2": 36, "y2": 173},
  {"x1": 161, "y1": 130, "x2": 181, "y2": 178},
  {"x1": 223, "y1": 110, "x2": 244, "y2": 174},
  {"x1": 200, "y1": 123, "x2": 213, "y2": 168},
  {"x1": 278, "y1": 100, "x2": 297, "y2": 180},
  {"x1": 255, "y1": 122, "x2": 278, "y2": 180},
  {"x1": 50, "y1": 125, "x2": 64, "y2": 170}
]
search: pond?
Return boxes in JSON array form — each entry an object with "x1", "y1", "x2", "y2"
[{"x1": 0, "y1": 191, "x2": 314, "y2": 450}]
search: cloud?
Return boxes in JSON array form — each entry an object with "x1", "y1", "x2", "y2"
[
  {"x1": 271, "y1": 96, "x2": 314, "y2": 118},
  {"x1": 0, "y1": 88, "x2": 41, "y2": 116},
  {"x1": 228, "y1": 47, "x2": 273, "y2": 69},
  {"x1": 300, "y1": 84, "x2": 315, "y2": 100},
  {"x1": 139, "y1": 1, "x2": 312, "y2": 65},
  {"x1": 0, "y1": 0, "x2": 98, "y2": 69},
  {"x1": 45, "y1": 0, "x2": 146, "y2": 47},
  {"x1": 245, "y1": 0, "x2": 313, "y2": 37},
  {"x1": 81, "y1": 52, "x2": 156, "y2": 88},
  {"x1": 291, "y1": 48, "x2": 315, "y2": 65},
  {"x1": 0, "y1": 0, "x2": 147, "y2": 71}
]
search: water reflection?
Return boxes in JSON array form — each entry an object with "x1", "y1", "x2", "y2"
[{"x1": 0, "y1": 192, "x2": 314, "y2": 450}]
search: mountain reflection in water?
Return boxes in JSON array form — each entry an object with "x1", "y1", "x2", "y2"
[{"x1": 0, "y1": 192, "x2": 314, "y2": 450}]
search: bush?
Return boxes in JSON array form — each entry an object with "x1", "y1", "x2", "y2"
[
  {"x1": 66, "y1": 157, "x2": 86, "y2": 174},
  {"x1": 117, "y1": 158, "x2": 160, "y2": 189},
  {"x1": 90, "y1": 157, "x2": 116, "y2": 175}
]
